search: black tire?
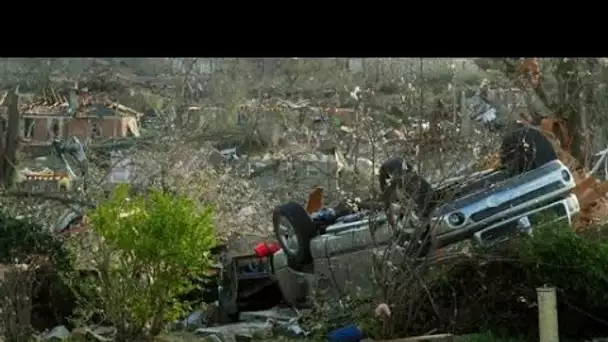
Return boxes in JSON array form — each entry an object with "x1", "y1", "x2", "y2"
[
  {"x1": 272, "y1": 202, "x2": 317, "y2": 271},
  {"x1": 379, "y1": 158, "x2": 436, "y2": 217},
  {"x1": 217, "y1": 261, "x2": 240, "y2": 323},
  {"x1": 500, "y1": 125, "x2": 558, "y2": 176},
  {"x1": 379, "y1": 157, "x2": 412, "y2": 192}
]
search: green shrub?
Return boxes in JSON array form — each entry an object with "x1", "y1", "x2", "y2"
[
  {"x1": 518, "y1": 223, "x2": 608, "y2": 304},
  {"x1": 463, "y1": 331, "x2": 526, "y2": 342},
  {"x1": 427, "y1": 223, "x2": 608, "y2": 340},
  {"x1": 318, "y1": 222, "x2": 608, "y2": 341},
  {"x1": 0, "y1": 212, "x2": 72, "y2": 267},
  {"x1": 0, "y1": 211, "x2": 77, "y2": 335},
  {"x1": 82, "y1": 185, "x2": 216, "y2": 341}
]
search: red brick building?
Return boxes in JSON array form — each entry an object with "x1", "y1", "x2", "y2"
[{"x1": 0, "y1": 92, "x2": 142, "y2": 146}]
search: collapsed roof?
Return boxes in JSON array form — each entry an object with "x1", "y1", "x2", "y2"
[{"x1": 0, "y1": 90, "x2": 142, "y2": 119}]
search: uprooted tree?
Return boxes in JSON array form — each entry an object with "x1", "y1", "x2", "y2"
[{"x1": 474, "y1": 57, "x2": 607, "y2": 164}]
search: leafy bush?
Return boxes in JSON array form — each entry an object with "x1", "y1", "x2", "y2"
[
  {"x1": 518, "y1": 224, "x2": 608, "y2": 304},
  {"x1": 0, "y1": 262, "x2": 40, "y2": 342},
  {"x1": 81, "y1": 185, "x2": 216, "y2": 341},
  {"x1": 0, "y1": 211, "x2": 77, "y2": 337},
  {"x1": 427, "y1": 223, "x2": 608, "y2": 340},
  {"x1": 462, "y1": 331, "x2": 526, "y2": 342},
  {"x1": 0, "y1": 211, "x2": 72, "y2": 267},
  {"x1": 306, "y1": 222, "x2": 608, "y2": 341}
]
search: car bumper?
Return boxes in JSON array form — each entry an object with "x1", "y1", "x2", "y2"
[{"x1": 273, "y1": 249, "x2": 315, "y2": 306}]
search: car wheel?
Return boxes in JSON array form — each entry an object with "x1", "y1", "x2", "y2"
[
  {"x1": 379, "y1": 157, "x2": 435, "y2": 217},
  {"x1": 217, "y1": 261, "x2": 239, "y2": 323},
  {"x1": 272, "y1": 202, "x2": 317, "y2": 271},
  {"x1": 379, "y1": 157, "x2": 412, "y2": 192},
  {"x1": 500, "y1": 125, "x2": 558, "y2": 175}
]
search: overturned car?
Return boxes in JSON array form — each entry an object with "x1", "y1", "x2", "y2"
[{"x1": 271, "y1": 124, "x2": 584, "y2": 305}]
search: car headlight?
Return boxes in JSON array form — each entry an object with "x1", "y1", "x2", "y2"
[
  {"x1": 448, "y1": 212, "x2": 466, "y2": 227},
  {"x1": 566, "y1": 194, "x2": 580, "y2": 214},
  {"x1": 561, "y1": 169, "x2": 571, "y2": 182}
]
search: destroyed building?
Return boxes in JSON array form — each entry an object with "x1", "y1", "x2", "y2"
[{"x1": 0, "y1": 90, "x2": 142, "y2": 147}]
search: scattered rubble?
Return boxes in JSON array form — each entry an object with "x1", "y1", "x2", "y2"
[
  {"x1": 9, "y1": 59, "x2": 608, "y2": 342},
  {"x1": 194, "y1": 306, "x2": 305, "y2": 342},
  {"x1": 37, "y1": 325, "x2": 116, "y2": 341},
  {"x1": 34, "y1": 307, "x2": 303, "y2": 342}
]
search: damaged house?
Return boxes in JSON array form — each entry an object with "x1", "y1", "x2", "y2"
[{"x1": 0, "y1": 91, "x2": 142, "y2": 147}]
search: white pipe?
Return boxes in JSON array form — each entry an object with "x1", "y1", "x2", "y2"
[
  {"x1": 589, "y1": 147, "x2": 608, "y2": 176},
  {"x1": 604, "y1": 154, "x2": 608, "y2": 181},
  {"x1": 537, "y1": 286, "x2": 559, "y2": 342}
]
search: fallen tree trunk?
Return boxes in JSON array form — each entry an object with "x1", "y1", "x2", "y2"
[
  {"x1": 474, "y1": 58, "x2": 599, "y2": 165},
  {"x1": 1, "y1": 87, "x2": 20, "y2": 187},
  {"x1": 473, "y1": 58, "x2": 553, "y2": 123}
]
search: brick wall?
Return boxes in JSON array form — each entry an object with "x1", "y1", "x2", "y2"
[{"x1": 21, "y1": 115, "x2": 131, "y2": 143}]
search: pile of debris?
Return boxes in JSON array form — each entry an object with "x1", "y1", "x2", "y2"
[{"x1": 16, "y1": 167, "x2": 71, "y2": 193}]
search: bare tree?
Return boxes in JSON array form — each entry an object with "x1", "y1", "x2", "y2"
[
  {"x1": 474, "y1": 57, "x2": 605, "y2": 163},
  {"x1": 1, "y1": 87, "x2": 20, "y2": 187}
]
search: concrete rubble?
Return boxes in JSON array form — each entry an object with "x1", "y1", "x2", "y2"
[
  {"x1": 192, "y1": 306, "x2": 306, "y2": 342},
  {"x1": 38, "y1": 325, "x2": 116, "y2": 341},
  {"x1": 35, "y1": 306, "x2": 304, "y2": 341}
]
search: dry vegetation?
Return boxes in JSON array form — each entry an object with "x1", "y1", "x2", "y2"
[{"x1": 0, "y1": 58, "x2": 608, "y2": 341}]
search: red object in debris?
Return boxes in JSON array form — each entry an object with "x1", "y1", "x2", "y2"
[
  {"x1": 254, "y1": 242, "x2": 281, "y2": 257},
  {"x1": 268, "y1": 242, "x2": 281, "y2": 254}
]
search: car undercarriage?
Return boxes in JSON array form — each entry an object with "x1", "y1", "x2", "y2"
[{"x1": 269, "y1": 122, "x2": 596, "y2": 307}]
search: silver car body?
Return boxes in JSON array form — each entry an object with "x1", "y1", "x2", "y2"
[
  {"x1": 431, "y1": 159, "x2": 576, "y2": 246},
  {"x1": 273, "y1": 159, "x2": 580, "y2": 304}
]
